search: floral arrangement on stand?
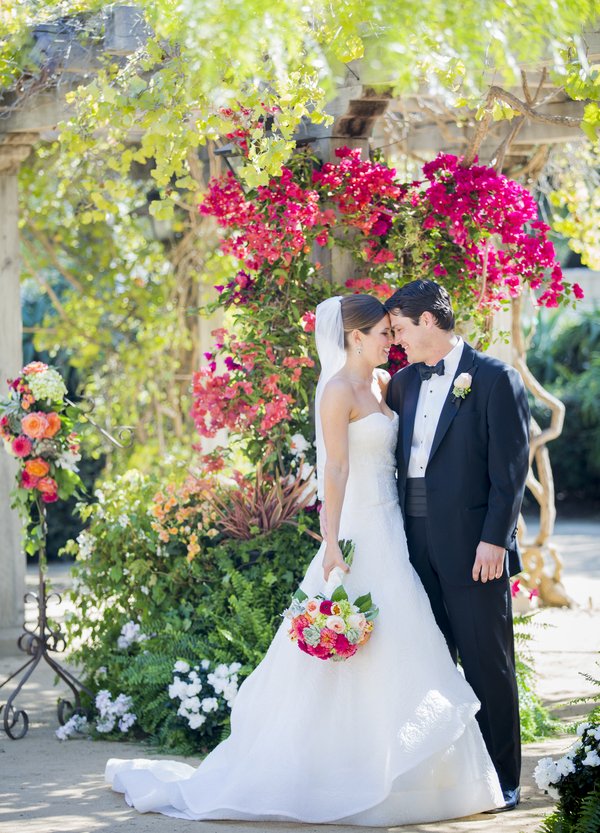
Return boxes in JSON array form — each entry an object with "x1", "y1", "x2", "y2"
[{"x1": 0, "y1": 361, "x2": 83, "y2": 553}]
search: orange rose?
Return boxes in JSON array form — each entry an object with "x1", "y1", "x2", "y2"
[
  {"x1": 37, "y1": 476, "x2": 58, "y2": 496},
  {"x1": 25, "y1": 458, "x2": 50, "y2": 478},
  {"x1": 23, "y1": 361, "x2": 48, "y2": 375},
  {"x1": 21, "y1": 412, "x2": 49, "y2": 439},
  {"x1": 43, "y1": 412, "x2": 61, "y2": 438}
]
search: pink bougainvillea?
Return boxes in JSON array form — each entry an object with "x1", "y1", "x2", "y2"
[{"x1": 195, "y1": 143, "x2": 582, "y2": 461}]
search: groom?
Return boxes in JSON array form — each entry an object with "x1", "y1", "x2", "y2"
[{"x1": 384, "y1": 280, "x2": 529, "y2": 812}]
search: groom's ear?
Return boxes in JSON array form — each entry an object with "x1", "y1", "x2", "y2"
[{"x1": 420, "y1": 311, "x2": 436, "y2": 329}]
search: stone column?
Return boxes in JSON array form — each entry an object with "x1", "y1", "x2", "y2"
[{"x1": 0, "y1": 166, "x2": 25, "y2": 641}]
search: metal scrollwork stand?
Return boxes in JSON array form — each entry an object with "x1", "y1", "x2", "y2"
[{"x1": 0, "y1": 399, "x2": 133, "y2": 739}]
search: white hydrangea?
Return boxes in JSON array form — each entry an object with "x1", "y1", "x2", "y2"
[{"x1": 26, "y1": 367, "x2": 67, "y2": 403}]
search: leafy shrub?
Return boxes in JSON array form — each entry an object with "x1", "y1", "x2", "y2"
[{"x1": 62, "y1": 467, "x2": 319, "y2": 752}]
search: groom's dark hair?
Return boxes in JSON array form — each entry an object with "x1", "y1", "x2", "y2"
[{"x1": 384, "y1": 280, "x2": 455, "y2": 331}]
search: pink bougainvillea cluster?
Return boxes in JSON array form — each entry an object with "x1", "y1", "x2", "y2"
[{"x1": 193, "y1": 143, "x2": 582, "y2": 457}]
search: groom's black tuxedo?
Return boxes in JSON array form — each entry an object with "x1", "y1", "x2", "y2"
[
  {"x1": 387, "y1": 341, "x2": 530, "y2": 795},
  {"x1": 387, "y1": 342, "x2": 530, "y2": 584}
]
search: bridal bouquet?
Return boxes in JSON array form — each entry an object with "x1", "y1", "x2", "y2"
[{"x1": 283, "y1": 540, "x2": 379, "y2": 661}]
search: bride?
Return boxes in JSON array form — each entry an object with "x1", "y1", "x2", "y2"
[{"x1": 106, "y1": 294, "x2": 504, "y2": 824}]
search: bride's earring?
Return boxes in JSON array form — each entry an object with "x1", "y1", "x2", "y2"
[{"x1": 356, "y1": 346, "x2": 362, "y2": 356}]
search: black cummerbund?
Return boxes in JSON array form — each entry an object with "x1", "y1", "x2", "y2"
[{"x1": 405, "y1": 477, "x2": 427, "y2": 517}]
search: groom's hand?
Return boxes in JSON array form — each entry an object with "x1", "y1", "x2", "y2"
[{"x1": 472, "y1": 541, "x2": 506, "y2": 582}]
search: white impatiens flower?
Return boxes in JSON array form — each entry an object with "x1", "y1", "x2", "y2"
[
  {"x1": 188, "y1": 713, "x2": 207, "y2": 730},
  {"x1": 200, "y1": 697, "x2": 219, "y2": 713},
  {"x1": 582, "y1": 750, "x2": 600, "y2": 767},
  {"x1": 173, "y1": 660, "x2": 190, "y2": 674},
  {"x1": 200, "y1": 659, "x2": 210, "y2": 670},
  {"x1": 168, "y1": 677, "x2": 188, "y2": 700},
  {"x1": 533, "y1": 757, "x2": 558, "y2": 790},
  {"x1": 576, "y1": 722, "x2": 591, "y2": 736}
]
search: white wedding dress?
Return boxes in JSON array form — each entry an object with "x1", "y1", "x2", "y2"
[{"x1": 106, "y1": 411, "x2": 504, "y2": 824}]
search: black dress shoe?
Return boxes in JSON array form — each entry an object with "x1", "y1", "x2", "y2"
[{"x1": 484, "y1": 786, "x2": 521, "y2": 813}]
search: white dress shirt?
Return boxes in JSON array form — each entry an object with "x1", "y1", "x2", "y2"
[{"x1": 407, "y1": 338, "x2": 465, "y2": 478}]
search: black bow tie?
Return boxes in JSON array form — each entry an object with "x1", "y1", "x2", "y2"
[{"x1": 416, "y1": 360, "x2": 445, "y2": 382}]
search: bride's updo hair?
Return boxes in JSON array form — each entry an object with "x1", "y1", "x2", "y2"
[{"x1": 340, "y1": 294, "x2": 387, "y2": 348}]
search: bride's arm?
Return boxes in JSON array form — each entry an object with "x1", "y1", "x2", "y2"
[{"x1": 320, "y1": 380, "x2": 352, "y2": 581}]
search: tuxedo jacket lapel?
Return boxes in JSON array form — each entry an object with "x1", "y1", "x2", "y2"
[
  {"x1": 428, "y1": 344, "x2": 478, "y2": 465},
  {"x1": 401, "y1": 368, "x2": 421, "y2": 473}
]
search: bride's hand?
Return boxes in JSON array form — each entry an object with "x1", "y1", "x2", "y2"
[{"x1": 322, "y1": 542, "x2": 350, "y2": 582}]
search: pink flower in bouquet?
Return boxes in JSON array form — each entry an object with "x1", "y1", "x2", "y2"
[
  {"x1": 319, "y1": 600, "x2": 334, "y2": 616},
  {"x1": 319, "y1": 628, "x2": 337, "y2": 649},
  {"x1": 37, "y1": 476, "x2": 58, "y2": 501},
  {"x1": 335, "y1": 634, "x2": 357, "y2": 659},
  {"x1": 42, "y1": 413, "x2": 61, "y2": 438},
  {"x1": 305, "y1": 599, "x2": 320, "y2": 619},
  {"x1": 11, "y1": 436, "x2": 32, "y2": 457},
  {"x1": 290, "y1": 614, "x2": 311, "y2": 641},
  {"x1": 25, "y1": 458, "x2": 50, "y2": 478},
  {"x1": 21, "y1": 412, "x2": 49, "y2": 439},
  {"x1": 0, "y1": 415, "x2": 11, "y2": 440},
  {"x1": 21, "y1": 470, "x2": 39, "y2": 489}
]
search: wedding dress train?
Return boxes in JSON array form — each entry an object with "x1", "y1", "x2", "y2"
[{"x1": 106, "y1": 411, "x2": 504, "y2": 824}]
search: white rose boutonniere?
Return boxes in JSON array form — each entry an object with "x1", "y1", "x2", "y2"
[{"x1": 452, "y1": 372, "x2": 472, "y2": 400}]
